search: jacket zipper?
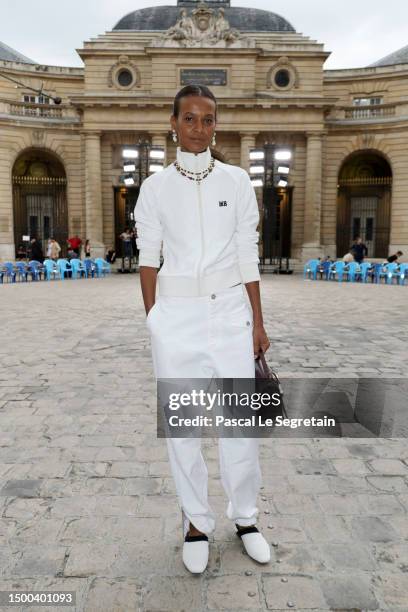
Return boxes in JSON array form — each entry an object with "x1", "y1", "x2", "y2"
[{"x1": 196, "y1": 179, "x2": 205, "y2": 296}]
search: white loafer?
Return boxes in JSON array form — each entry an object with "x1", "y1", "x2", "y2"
[
  {"x1": 236, "y1": 524, "x2": 271, "y2": 564},
  {"x1": 182, "y1": 533, "x2": 209, "y2": 574}
]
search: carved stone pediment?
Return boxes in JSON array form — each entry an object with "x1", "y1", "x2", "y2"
[{"x1": 152, "y1": 1, "x2": 254, "y2": 48}]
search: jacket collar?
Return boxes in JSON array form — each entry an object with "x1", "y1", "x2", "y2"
[{"x1": 176, "y1": 146, "x2": 211, "y2": 173}]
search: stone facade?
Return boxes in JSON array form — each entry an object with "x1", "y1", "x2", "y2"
[{"x1": 0, "y1": 1, "x2": 407, "y2": 262}]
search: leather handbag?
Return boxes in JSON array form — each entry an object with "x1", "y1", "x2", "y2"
[{"x1": 255, "y1": 350, "x2": 288, "y2": 421}]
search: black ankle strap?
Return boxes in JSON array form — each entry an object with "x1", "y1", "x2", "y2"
[
  {"x1": 185, "y1": 534, "x2": 209, "y2": 542},
  {"x1": 235, "y1": 525, "x2": 259, "y2": 538}
]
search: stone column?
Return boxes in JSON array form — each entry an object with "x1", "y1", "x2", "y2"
[
  {"x1": 0, "y1": 145, "x2": 15, "y2": 260},
  {"x1": 301, "y1": 132, "x2": 323, "y2": 261},
  {"x1": 240, "y1": 133, "x2": 257, "y2": 172},
  {"x1": 150, "y1": 133, "x2": 168, "y2": 166},
  {"x1": 84, "y1": 131, "x2": 105, "y2": 259}
]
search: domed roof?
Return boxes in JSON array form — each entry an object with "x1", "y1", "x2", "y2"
[
  {"x1": 370, "y1": 44, "x2": 408, "y2": 67},
  {"x1": 113, "y1": 4, "x2": 296, "y2": 33},
  {"x1": 0, "y1": 40, "x2": 34, "y2": 64}
]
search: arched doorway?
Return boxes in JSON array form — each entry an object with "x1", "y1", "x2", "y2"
[
  {"x1": 12, "y1": 149, "x2": 68, "y2": 258},
  {"x1": 336, "y1": 151, "x2": 392, "y2": 258}
]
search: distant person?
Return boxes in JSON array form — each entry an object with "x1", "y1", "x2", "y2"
[
  {"x1": 84, "y1": 239, "x2": 91, "y2": 258},
  {"x1": 106, "y1": 247, "x2": 116, "y2": 264},
  {"x1": 343, "y1": 252, "x2": 355, "y2": 263},
  {"x1": 67, "y1": 234, "x2": 82, "y2": 256},
  {"x1": 16, "y1": 244, "x2": 26, "y2": 261},
  {"x1": 49, "y1": 238, "x2": 61, "y2": 261},
  {"x1": 350, "y1": 237, "x2": 368, "y2": 264},
  {"x1": 30, "y1": 238, "x2": 44, "y2": 263},
  {"x1": 120, "y1": 228, "x2": 133, "y2": 259},
  {"x1": 46, "y1": 239, "x2": 52, "y2": 259},
  {"x1": 67, "y1": 247, "x2": 78, "y2": 261},
  {"x1": 386, "y1": 250, "x2": 403, "y2": 264}
]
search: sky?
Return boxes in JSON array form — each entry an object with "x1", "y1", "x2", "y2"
[{"x1": 0, "y1": 0, "x2": 407, "y2": 70}]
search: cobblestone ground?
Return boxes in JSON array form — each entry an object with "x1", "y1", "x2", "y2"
[{"x1": 0, "y1": 274, "x2": 407, "y2": 612}]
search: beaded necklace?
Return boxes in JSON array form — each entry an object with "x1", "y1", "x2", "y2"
[{"x1": 174, "y1": 157, "x2": 215, "y2": 184}]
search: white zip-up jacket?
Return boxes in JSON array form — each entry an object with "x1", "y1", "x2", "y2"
[{"x1": 134, "y1": 146, "x2": 260, "y2": 297}]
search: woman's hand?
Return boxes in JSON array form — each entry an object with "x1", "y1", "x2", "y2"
[{"x1": 253, "y1": 323, "x2": 270, "y2": 358}]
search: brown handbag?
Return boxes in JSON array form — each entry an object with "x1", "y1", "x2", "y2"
[{"x1": 255, "y1": 350, "x2": 288, "y2": 420}]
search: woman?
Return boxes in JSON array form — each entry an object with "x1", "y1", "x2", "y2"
[
  {"x1": 135, "y1": 84, "x2": 271, "y2": 574},
  {"x1": 49, "y1": 238, "x2": 61, "y2": 261}
]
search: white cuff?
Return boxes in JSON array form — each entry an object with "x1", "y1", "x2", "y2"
[
  {"x1": 239, "y1": 262, "x2": 260, "y2": 283},
  {"x1": 138, "y1": 251, "x2": 161, "y2": 268}
]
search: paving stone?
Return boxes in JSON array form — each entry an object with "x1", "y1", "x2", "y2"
[
  {"x1": 287, "y1": 474, "x2": 330, "y2": 494},
  {"x1": 272, "y1": 494, "x2": 320, "y2": 514},
  {"x1": 316, "y1": 493, "x2": 363, "y2": 515},
  {"x1": 368, "y1": 459, "x2": 408, "y2": 475},
  {"x1": 349, "y1": 516, "x2": 399, "y2": 542},
  {"x1": 292, "y1": 459, "x2": 337, "y2": 475},
  {"x1": 123, "y1": 477, "x2": 162, "y2": 495},
  {"x1": 321, "y1": 573, "x2": 379, "y2": 610},
  {"x1": 319, "y1": 541, "x2": 377, "y2": 570},
  {"x1": 108, "y1": 462, "x2": 148, "y2": 478},
  {"x1": 263, "y1": 574, "x2": 327, "y2": 610},
  {"x1": 373, "y1": 572, "x2": 408, "y2": 608},
  {"x1": 0, "y1": 479, "x2": 43, "y2": 498},
  {"x1": 60, "y1": 516, "x2": 162, "y2": 545},
  {"x1": 356, "y1": 493, "x2": 406, "y2": 515},
  {"x1": 207, "y1": 574, "x2": 261, "y2": 609},
  {"x1": 303, "y1": 514, "x2": 353, "y2": 542},
  {"x1": 85, "y1": 577, "x2": 142, "y2": 612},
  {"x1": 366, "y1": 475, "x2": 408, "y2": 493},
  {"x1": 9, "y1": 545, "x2": 67, "y2": 577}
]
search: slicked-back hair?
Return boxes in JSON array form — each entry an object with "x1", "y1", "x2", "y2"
[{"x1": 172, "y1": 84, "x2": 217, "y2": 119}]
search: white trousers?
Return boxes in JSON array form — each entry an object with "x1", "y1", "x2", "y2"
[{"x1": 146, "y1": 283, "x2": 262, "y2": 535}]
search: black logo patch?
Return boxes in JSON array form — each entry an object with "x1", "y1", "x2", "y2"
[{"x1": 219, "y1": 200, "x2": 228, "y2": 207}]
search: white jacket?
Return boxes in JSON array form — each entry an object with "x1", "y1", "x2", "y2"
[{"x1": 134, "y1": 146, "x2": 260, "y2": 297}]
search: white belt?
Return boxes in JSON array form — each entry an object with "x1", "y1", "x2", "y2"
[{"x1": 158, "y1": 264, "x2": 243, "y2": 297}]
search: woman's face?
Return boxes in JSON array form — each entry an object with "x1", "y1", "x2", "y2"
[{"x1": 171, "y1": 95, "x2": 216, "y2": 154}]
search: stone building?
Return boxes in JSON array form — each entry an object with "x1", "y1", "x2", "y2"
[{"x1": 0, "y1": 0, "x2": 407, "y2": 263}]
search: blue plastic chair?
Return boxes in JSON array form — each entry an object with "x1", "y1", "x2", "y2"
[
  {"x1": 70, "y1": 258, "x2": 86, "y2": 279},
  {"x1": 329, "y1": 261, "x2": 346, "y2": 282},
  {"x1": 344, "y1": 261, "x2": 360, "y2": 282},
  {"x1": 28, "y1": 260, "x2": 42, "y2": 281},
  {"x1": 303, "y1": 259, "x2": 320, "y2": 280},
  {"x1": 15, "y1": 261, "x2": 29, "y2": 282},
  {"x1": 56, "y1": 259, "x2": 71, "y2": 280},
  {"x1": 382, "y1": 262, "x2": 399, "y2": 285},
  {"x1": 357, "y1": 262, "x2": 372, "y2": 283},
  {"x1": 94, "y1": 258, "x2": 111, "y2": 278},
  {"x1": 2, "y1": 262, "x2": 16, "y2": 283},
  {"x1": 43, "y1": 259, "x2": 60, "y2": 281},
  {"x1": 369, "y1": 263, "x2": 383, "y2": 284},
  {"x1": 321, "y1": 261, "x2": 332, "y2": 280},
  {"x1": 398, "y1": 263, "x2": 408, "y2": 286},
  {"x1": 83, "y1": 258, "x2": 96, "y2": 278}
]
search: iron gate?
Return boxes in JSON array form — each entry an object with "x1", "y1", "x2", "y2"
[
  {"x1": 12, "y1": 176, "x2": 68, "y2": 258},
  {"x1": 261, "y1": 186, "x2": 292, "y2": 263},
  {"x1": 336, "y1": 186, "x2": 391, "y2": 258}
]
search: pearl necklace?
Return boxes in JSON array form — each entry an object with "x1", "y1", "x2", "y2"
[{"x1": 174, "y1": 157, "x2": 215, "y2": 183}]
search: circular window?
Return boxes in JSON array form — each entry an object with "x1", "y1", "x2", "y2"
[
  {"x1": 117, "y1": 69, "x2": 133, "y2": 87},
  {"x1": 274, "y1": 69, "x2": 290, "y2": 88}
]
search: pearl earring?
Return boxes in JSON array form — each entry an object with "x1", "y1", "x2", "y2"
[
  {"x1": 172, "y1": 131, "x2": 178, "y2": 143},
  {"x1": 211, "y1": 132, "x2": 216, "y2": 147}
]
